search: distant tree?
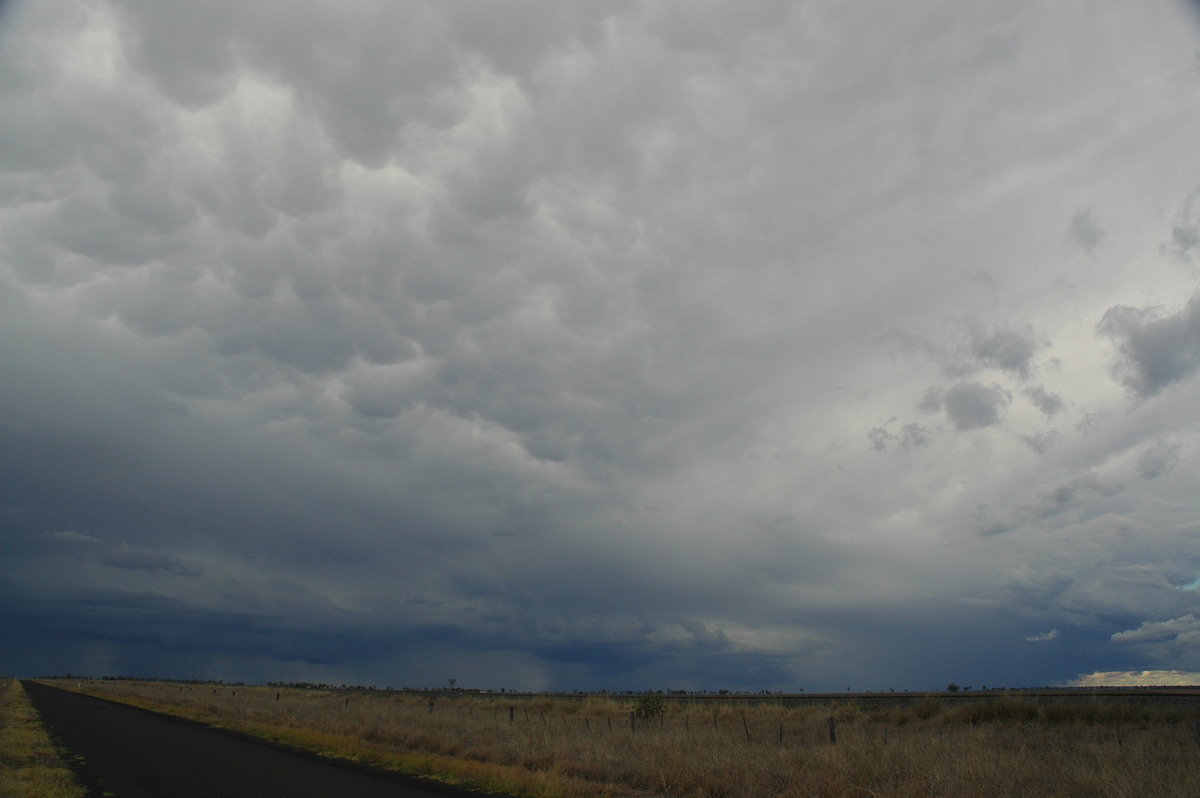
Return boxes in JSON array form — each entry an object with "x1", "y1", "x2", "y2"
[
  {"x1": 947, "y1": 683, "x2": 960, "y2": 693},
  {"x1": 448, "y1": 678, "x2": 456, "y2": 689}
]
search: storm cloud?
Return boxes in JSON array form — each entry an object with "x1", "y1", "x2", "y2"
[{"x1": 3, "y1": 0, "x2": 1200, "y2": 692}]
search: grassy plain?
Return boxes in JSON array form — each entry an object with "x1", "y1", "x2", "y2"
[
  {"x1": 0, "y1": 679, "x2": 85, "y2": 798},
  {"x1": 52, "y1": 680, "x2": 1200, "y2": 798}
]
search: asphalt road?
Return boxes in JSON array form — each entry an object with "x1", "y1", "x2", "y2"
[{"x1": 23, "y1": 681, "x2": 492, "y2": 798}]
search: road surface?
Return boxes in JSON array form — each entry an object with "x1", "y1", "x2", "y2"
[{"x1": 23, "y1": 681, "x2": 493, "y2": 798}]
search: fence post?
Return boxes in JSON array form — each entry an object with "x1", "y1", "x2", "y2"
[
  {"x1": 742, "y1": 713, "x2": 751, "y2": 742},
  {"x1": 828, "y1": 717, "x2": 837, "y2": 744}
]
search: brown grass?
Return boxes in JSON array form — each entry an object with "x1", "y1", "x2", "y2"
[
  {"x1": 0, "y1": 679, "x2": 85, "y2": 798},
  {"x1": 49, "y1": 680, "x2": 1200, "y2": 798}
]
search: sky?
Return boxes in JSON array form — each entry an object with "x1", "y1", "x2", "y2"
[{"x1": 3, "y1": 0, "x2": 1200, "y2": 694}]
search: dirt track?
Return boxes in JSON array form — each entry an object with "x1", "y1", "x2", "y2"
[{"x1": 23, "y1": 681, "x2": 495, "y2": 798}]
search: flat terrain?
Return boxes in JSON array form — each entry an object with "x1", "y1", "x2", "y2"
[
  {"x1": 36, "y1": 679, "x2": 1200, "y2": 797},
  {"x1": 22, "y1": 681, "x2": 487, "y2": 798}
]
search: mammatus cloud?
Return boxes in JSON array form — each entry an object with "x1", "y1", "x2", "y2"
[
  {"x1": 3, "y1": 0, "x2": 1200, "y2": 693},
  {"x1": 1098, "y1": 293, "x2": 1200, "y2": 398}
]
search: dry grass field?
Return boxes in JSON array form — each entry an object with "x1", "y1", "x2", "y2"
[
  {"x1": 0, "y1": 679, "x2": 85, "y2": 798},
  {"x1": 53, "y1": 680, "x2": 1200, "y2": 798}
]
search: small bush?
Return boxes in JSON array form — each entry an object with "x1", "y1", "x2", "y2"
[{"x1": 631, "y1": 696, "x2": 666, "y2": 720}]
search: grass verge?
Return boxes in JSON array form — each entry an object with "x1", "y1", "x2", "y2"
[{"x1": 0, "y1": 679, "x2": 85, "y2": 798}]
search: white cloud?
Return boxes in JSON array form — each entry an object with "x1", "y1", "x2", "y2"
[
  {"x1": 1112, "y1": 614, "x2": 1200, "y2": 644},
  {"x1": 1072, "y1": 670, "x2": 1200, "y2": 687}
]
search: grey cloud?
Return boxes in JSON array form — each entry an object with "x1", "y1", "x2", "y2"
[
  {"x1": 1021, "y1": 430, "x2": 1061, "y2": 455},
  {"x1": 101, "y1": 544, "x2": 203, "y2": 577},
  {"x1": 1025, "y1": 384, "x2": 1065, "y2": 416},
  {"x1": 898, "y1": 423, "x2": 930, "y2": 450},
  {"x1": 927, "y1": 381, "x2": 1011, "y2": 430},
  {"x1": 970, "y1": 327, "x2": 1041, "y2": 379},
  {"x1": 899, "y1": 320, "x2": 1045, "y2": 380},
  {"x1": 918, "y1": 386, "x2": 945, "y2": 414},
  {"x1": 1111, "y1": 613, "x2": 1200, "y2": 668},
  {"x1": 1056, "y1": 565, "x2": 1193, "y2": 622},
  {"x1": 977, "y1": 470, "x2": 1122, "y2": 537},
  {"x1": 1172, "y1": 224, "x2": 1199, "y2": 257},
  {"x1": 1137, "y1": 441, "x2": 1181, "y2": 480},
  {"x1": 868, "y1": 426, "x2": 893, "y2": 452},
  {"x1": 1036, "y1": 472, "x2": 1119, "y2": 517},
  {"x1": 1098, "y1": 293, "x2": 1200, "y2": 398},
  {"x1": 1168, "y1": 186, "x2": 1200, "y2": 260},
  {"x1": 1069, "y1": 208, "x2": 1106, "y2": 254},
  {"x1": 868, "y1": 422, "x2": 930, "y2": 453},
  {"x1": 43, "y1": 529, "x2": 100, "y2": 543}
]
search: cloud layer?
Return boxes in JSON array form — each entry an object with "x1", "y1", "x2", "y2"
[{"x1": 3, "y1": 0, "x2": 1200, "y2": 692}]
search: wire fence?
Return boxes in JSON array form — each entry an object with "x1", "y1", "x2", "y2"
[{"x1": 403, "y1": 699, "x2": 1200, "y2": 754}]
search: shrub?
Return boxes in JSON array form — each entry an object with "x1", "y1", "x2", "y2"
[{"x1": 631, "y1": 696, "x2": 666, "y2": 720}]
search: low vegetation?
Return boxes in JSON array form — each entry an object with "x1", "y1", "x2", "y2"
[
  {"x1": 0, "y1": 679, "x2": 85, "y2": 798},
  {"x1": 50, "y1": 680, "x2": 1200, "y2": 798}
]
